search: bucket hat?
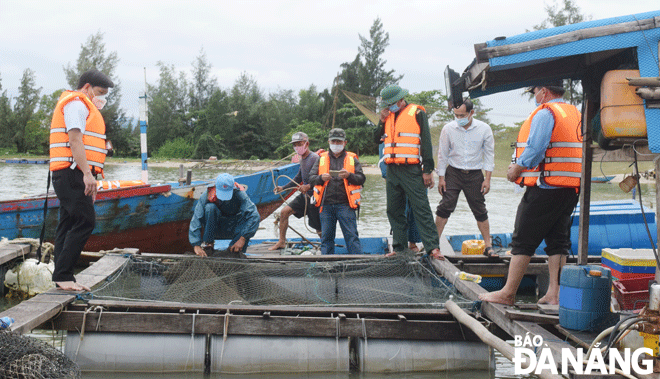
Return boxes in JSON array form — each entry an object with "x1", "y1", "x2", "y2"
[{"x1": 380, "y1": 85, "x2": 408, "y2": 106}]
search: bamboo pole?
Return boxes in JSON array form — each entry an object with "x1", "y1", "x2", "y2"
[{"x1": 445, "y1": 300, "x2": 564, "y2": 379}]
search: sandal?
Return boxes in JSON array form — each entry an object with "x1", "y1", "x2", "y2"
[{"x1": 483, "y1": 246, "x2": 498, "y2": 258}]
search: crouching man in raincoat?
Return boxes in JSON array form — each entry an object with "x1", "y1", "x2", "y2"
[{"x1": 189, "y1": 173, "x2": 260, "y2": 257}]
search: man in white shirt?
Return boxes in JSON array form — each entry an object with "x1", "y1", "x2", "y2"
[{"x1": 435, "y1": 98, "x2": 495, "y2": 257}]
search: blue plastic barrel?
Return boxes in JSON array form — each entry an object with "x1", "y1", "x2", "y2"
[{"x1": 559, "y1": 265, "x2": 612, "y2": 331}]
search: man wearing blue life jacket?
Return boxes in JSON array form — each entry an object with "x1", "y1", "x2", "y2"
[
  {"x1": 189, "y1": 173, "x2": 261, "y2": 257},
  {"x1": 480, "y1": 80, "x2": 582, "y2": 306}
]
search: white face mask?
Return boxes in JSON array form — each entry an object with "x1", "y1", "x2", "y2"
[
  {"x1": 92, "y1": 94, "x2": 107, "y2": 110},
  {"x1": 87, "y1": 86, "x2": 108, "y2": 110},
  {"x1": 329, "y1": 144, "x2": 344, "y2": 154}
]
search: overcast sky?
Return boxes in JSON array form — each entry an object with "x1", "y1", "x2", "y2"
[{"x1": 1, "y1": 0, "x2": 659, "y2": 126}]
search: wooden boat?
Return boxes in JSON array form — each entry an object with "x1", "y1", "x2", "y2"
[
  {"x1": 0, "y1": 163, "x2": 299, "y2": 254},
  {"x1": 591, "y1": 175, "x2": 615, "y2": 183}
]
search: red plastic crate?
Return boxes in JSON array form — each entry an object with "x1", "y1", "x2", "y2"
[{"x1": 613, "y1": 277, "x2": 653, "y2": 310}]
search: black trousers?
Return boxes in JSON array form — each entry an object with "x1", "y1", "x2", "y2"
[
  {"x1": 510, "y1": 186, "x2": 579, "y2": 256},
  {"x1": 51, "y1": 168, "x2": 95, "y2": 282}
]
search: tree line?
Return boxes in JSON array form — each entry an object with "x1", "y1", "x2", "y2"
[{"x1": 0, "y1": 2, "x2": 583, "y2": 160}]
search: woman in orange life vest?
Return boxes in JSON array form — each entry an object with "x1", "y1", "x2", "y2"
[
  {"x1": 480, "y1": 80, "x2": 582, "y2": 306},
  {"x1": 309, "y1": 128, "x2": 366, "y2": 255},
  {"x1": 49, "y1": 69, "x2": 114, "y2": 292}
]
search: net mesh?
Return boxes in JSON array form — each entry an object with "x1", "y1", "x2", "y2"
[
  {"x1": 0, "y1": 330, "x2": 81, "y2": 379},
  {"x1": 342, "y1": 90, "x2": 445, "y2": 125},
  {"x1": 89, "y1": 255, "x2": 472, "y2": 309}
]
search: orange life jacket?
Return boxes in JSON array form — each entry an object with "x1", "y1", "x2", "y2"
[
  {"x1": 382, "y1": 104, "x2": 424, "y2": 165},
  {"x1": 49, "y1": 91, "x2": 107, "y2": 176},
  {"x1": 312, "y1": 151, "x2": 362, "y2": 211},
  {"x1": 514, "y1": 102, "x2": 582, "y2": 188},
  {"x1": 97, "y1": 180, "x2": 146, "y2": 190}
]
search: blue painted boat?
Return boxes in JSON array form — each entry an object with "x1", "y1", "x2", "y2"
[
  {"x1": 448, "y1": 200, "x2": 657, "y2": 256},
  {"x1": 0, "y1": 163, "x2": 299, "y2": 254},
  {"x1": 591, "y1": 175, "x2": 615, "y2": 183},
  {"x1": 2, "y1": 159, "x2": 49, "y2": 164}
]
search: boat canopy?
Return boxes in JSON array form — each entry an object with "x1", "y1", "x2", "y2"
[{"x1": 447, "y1": 10, "x2": 660, "y2": 151}]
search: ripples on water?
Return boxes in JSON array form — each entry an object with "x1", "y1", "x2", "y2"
[
  {"x1": 0, "y1": 161, "x2": 653, "y2": 379},
  {"x1": 1, "y1": 161, "x2": 653, "y2": 240}
]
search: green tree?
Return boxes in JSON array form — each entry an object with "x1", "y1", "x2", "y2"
[
  {"x1": 189, "y1": 48, "x2": 218, "y2": 110},
  {"x1": 226, "y1": 73, "x2": 269, "y2": 159},
  {"x1": 358, "y1": 17, "x2": 402, "y2": 96},
  {"x1": 12, "y1": 69, "x2": 42, "y2": 153},
  {"x1": 294, "y1": 85, "x2": 326, "y2": 123},
  {"x1": 0, "y1": 75, "x2": 13, "y2": 148},
  {"x1": 531, "y1": 0, "x2": 590, "y2": 105},
  {"x1": 147, "y1": 62, "x2": 190, "y2": 153},
  {"x1": 64, "y1": 32, "x2": 131, "y2": 154}
]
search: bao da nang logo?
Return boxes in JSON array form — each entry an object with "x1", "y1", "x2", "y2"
[{"x1": 513, "y1": 333, "x2": 654, "y2": 375}]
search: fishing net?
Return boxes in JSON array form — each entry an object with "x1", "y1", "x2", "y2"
[
  {"x1": 342, "y1": 90, "x2": 445, "y2": 126},
  {"x1": 89, "y1": 255, "x2": 472, "y2": 309},
  {"x1": 0, "y1": 330, "x2": 81, "y2": 379}
]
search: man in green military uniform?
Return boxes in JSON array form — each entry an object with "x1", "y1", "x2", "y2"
[{"x1": 375, "y1": 85, "x2": 442, "y2": 259}]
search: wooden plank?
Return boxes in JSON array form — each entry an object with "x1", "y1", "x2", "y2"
[
  {"x1": 504, "y1": 309, "x2": 559, "y2": 324},
  {"x1": 430, "y1": 258, "x2": 578, "y2": 367},
  {"x1": 592, "y1": 144, "x2": 658, "y2": 162},
  {"x1": 51, "y1": 310, "x2": 483, "y2": 341},
  {"x1": 0, "y1": 253, "x2": 130, "y2": 334},
  {"x1": 0, "y1": 243, "x2": 31, "y2": 265},
  {"x1": 82, "y1": 299, "x2": 452, "y2": 318},
  {"x1": 538, "y1": 304, "x2": 559, "y2": 315},
  {"x1": 456, "y1": 262, "x2": 549, "y2": 276},
  {"x1": 476, "y1": 17, "x2": 657, "y2": 61},
  {"x1": 578, "y1": 99, "x2": 593, "y2": 265},
  {"x1": 0, "y1": 293, "x2": 76, "y2": 334}
]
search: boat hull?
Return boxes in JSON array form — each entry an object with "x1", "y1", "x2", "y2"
[{"x1": 0, "y1": 163, "x2": 299, "y2": 254}]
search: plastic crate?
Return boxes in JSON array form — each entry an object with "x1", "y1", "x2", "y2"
[{"x1": 613, "y1": 277, "x2": 652, "y2": 310}]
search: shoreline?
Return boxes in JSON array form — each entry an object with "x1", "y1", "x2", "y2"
[{"x1": 103, "y1": 159, "x2": 386, "y2": 176}]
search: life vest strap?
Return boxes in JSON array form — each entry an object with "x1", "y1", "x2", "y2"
[
  {"x1": 50, "y1": 128, "x2": 67, "y2": 134},
  {"x1": 50, "y1": 142, "x2": 70, "y2": 148},
  {"x1": 543, "y1": 171, "x2": 581, "y2": 178},
  {"x1": 50, "y1": 156, "x2": 74, "y2": 163},
  {"x1": 519, "y1": 171, "x2": 541, "y2": 177},
  {"x1": 544, "y1": 157, "x2": 581, "y2": 163},
  {"x1": 548, "y1": 142, "x2": 582, "y2": 148},
  {"x1": 84, "y1": 130, "x2": 106, "y2": 139},
  {"x1": 383, "y1": 143, "x2": 421, "y2": 149},
  {"x1": 85, "y1": 146, "x2": 108, "y2": 154}
]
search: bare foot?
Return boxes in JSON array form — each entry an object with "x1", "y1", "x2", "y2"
[
  {"x1": 408, "y1": 243, "x2": 420, "y2": 253},
  {"x1": 268, "y1": 242, "x2": 286, "y2": 251},
  {"x1": 479, "y1": 290, "x2": 515, "y2": 306},
  {"x1": 537, "y1": 295, "x2": 559, "y2": 305},
  {"x1": 55, "y1": 281, "x2": 90, "y2": 291},
  {"x1": 385, "y1": 251, "x2": 397, "y2": 257},
  {"x1": 429, "y1": 248, "x2": 444, "y2": 260}
]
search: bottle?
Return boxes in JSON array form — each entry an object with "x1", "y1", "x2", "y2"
[
  {"x1": 0, "y1": 316, "x2": 14, "y2": 329},
  {"x1": 455, "y1": 271, "x2": 482, "y2": 284}
]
